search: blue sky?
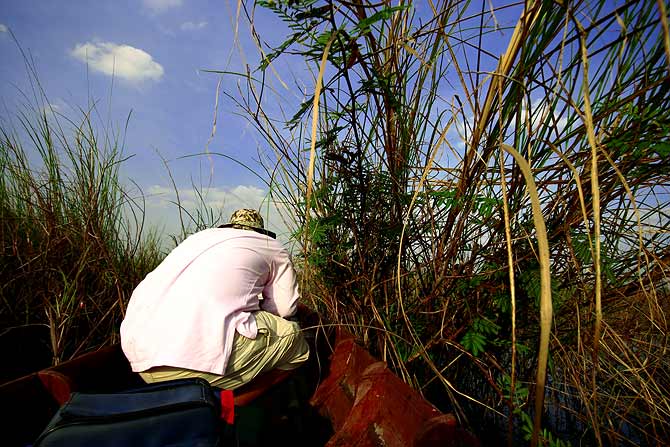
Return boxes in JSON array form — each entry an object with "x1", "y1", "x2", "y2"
[
  {"x1": 1, "y1": 0, "x2": 302, "y2": 242},
  {"x1": 0, "y1": 0, "x2": 532, "y2": 244},
  {"x1": 2, "y1": 1, "x2": 646, "y2": 246}
]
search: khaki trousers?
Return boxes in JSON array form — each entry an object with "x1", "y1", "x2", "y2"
[{"x1": 140, "y1": 310, "x2": 310, "y2": 390}]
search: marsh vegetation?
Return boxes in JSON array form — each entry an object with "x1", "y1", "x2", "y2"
[
  {"x1": 222, "y1": 1, "x2": 670, "y2": 445},
  {"x1": 1, "y1": 1, "x2": 669, "y2": 446},
  {"x1": 0, "y1": 72, "x2": 163, "y2": 370}
]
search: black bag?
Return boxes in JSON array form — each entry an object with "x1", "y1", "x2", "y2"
[{"x1": 33, "y1": 378, "x2": 221, "y2": 447}]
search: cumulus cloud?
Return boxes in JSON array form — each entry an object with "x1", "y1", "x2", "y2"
[
  {"x1": 0, "y1": 23, "x2": 8, "y2": 33},
  {"x1": 142, "y1": 184, "x2": 294, "y2": 245},
  {"x1": 180, "y1": 21, "x2": 208, "y2": 31},
  {"x1": 40, "y1": 100, "x2": 64, "y2": 118},
  {"x1": 143, "y1": 0, "x2": 182, "y2": 13},
  {"x1": 70, "y1": 42, "x2": 164, "y2": 83}
]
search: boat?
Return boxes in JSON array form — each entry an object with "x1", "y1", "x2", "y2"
[{"x1": 1, "y1": 306, "x2": 479, "y2": 446}]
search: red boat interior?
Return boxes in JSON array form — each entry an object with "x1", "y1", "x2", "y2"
[{"x1": 1, "y1": 307, "x2": 478, "y2": 447}]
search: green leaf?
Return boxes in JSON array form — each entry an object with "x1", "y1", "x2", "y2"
[
  {"x1": 461, "y1": 330, "x2": 487, "y2": 357},
  {"x1": 652, "y1": 141, "x2": 670, "y2": 157},
  {"x1": 472, "y1": 317, "x2": 500, "y2": 336},
  {"x1": 354, "y1": 5, "x2": 411, "y2": 35},
  {"x1": 295, "y1": 5, "x2": 329, "y2": 21},
  {"x1": 287, "y1": 98, "x2": 314, "y2": 128},
  {"x1": 493, "y1": 291, "x2": 511, "y2": 314}
]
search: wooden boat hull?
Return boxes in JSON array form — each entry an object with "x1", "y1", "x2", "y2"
[
  {"x1": 1, "y1": 314, "x2": 478, "y2": 447},
  {"x1": 310, "y1": 330, "x2": 478, "y2": 446}
]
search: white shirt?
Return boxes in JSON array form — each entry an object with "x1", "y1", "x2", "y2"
[{"x1": 120, "y1": 228, "x2": 299, "y2": 375}]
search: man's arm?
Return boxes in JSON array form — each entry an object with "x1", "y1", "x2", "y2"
[{"x1": 261, "y1": 250, "x2": 299, "y2": 318}]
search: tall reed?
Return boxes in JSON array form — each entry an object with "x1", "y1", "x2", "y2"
[
  {"x1": 0, "y1": 83, "x2": 162, "y2": 366},
  {"x1": 220, "y1": 0, "x2": 670, "y2": 444}
]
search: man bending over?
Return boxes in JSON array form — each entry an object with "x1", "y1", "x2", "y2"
[{"x1": 121, "y1": 209, "x2": 309, "y2": 389}]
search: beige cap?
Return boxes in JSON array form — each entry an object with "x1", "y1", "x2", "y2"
[
  {"x1": 229, "y1": 208, "x2": 264, "y2": 229},
  {"x1": 218, "y1": 208, "x2": 276, "y2": 239}
]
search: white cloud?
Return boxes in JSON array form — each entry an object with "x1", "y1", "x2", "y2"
[
  {"x1": 180, "y1": 21, "x2": 208, "y2": 31},
  {"x1": 40, "y1": 100, "x2": 63, "y2": 117},
  {"x1": 141, "y1": 184, "x2": 294, "y2": 245},
  {"x1": 71, "y1": 42, "x2": 164, "y2": 83},
  {"x1": 143, "y1": 0, "x2": 182, "y2": 13},
  {"x1": 0, "y1": 23, "x2": 8, "y2": 33}
]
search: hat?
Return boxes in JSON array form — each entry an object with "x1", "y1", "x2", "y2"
[
  {"x1": 218, "y1": 208, "x2": 276, "y2": 239},
  {"x1": 230, "y1": 208, "x2": 264, "y2": 229}
]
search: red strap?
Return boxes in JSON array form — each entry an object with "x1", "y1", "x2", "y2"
[
  {"x1": 37, "y1": 370, "x2": 74, "y2": 405},
  {"x1": 219, "y1": 389, "x2": 235, "y2": 424}
]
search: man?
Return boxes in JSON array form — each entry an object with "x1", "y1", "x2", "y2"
[{"x1": 121, "y1": 209, "x2": 309, "y2": 390}]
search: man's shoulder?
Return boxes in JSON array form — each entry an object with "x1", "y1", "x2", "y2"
[{"x1": 204, "y1": 228, "x2": 282, "y2": 249}]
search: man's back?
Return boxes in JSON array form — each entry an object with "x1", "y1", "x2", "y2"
[{"x1": 121, "y1": 227, "x2": 299, "y2": 376}]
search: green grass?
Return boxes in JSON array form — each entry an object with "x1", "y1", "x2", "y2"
[{"x1": 0, "y1": 82, "x2": 163, "y2": 364}]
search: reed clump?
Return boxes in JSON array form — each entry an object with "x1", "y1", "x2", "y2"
[
  {"x1": 0, "y1": 91, "x2": 162, "y2": 368},
  {"x1": 227, "y1": 0, "x2": 670, "y2": 445}
]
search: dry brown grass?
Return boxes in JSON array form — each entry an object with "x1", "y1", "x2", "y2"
[{"x1": 214, "y1": 0, "x2": 670, "y2": 444}]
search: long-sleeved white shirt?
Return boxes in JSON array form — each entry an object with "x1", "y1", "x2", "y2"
[{"x1": 120, "y1": 228, "x2": 299, "y2": 375}]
